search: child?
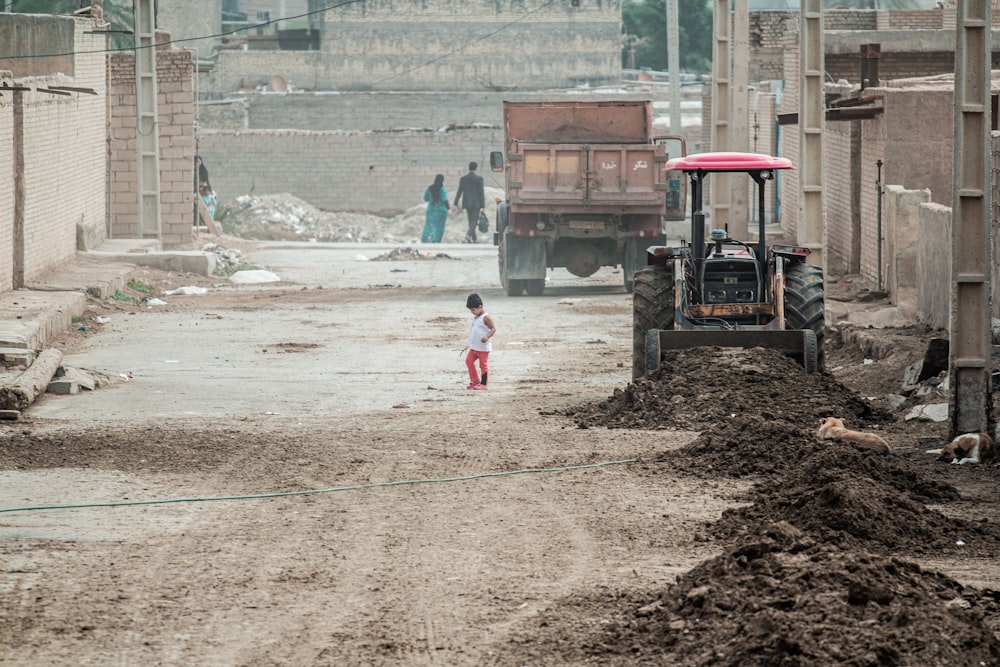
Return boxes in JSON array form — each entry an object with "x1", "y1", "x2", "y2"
[
  {"x1": 199, "y1": 181, "x2": 218, "y2": 221},
  {"x1": 465, "y1": 293, "x2": 496, "y2": 390}
]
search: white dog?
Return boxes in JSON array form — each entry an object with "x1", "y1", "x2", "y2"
[{"x1": 926, "y1": 432, "x2": 995, "y2": 465}]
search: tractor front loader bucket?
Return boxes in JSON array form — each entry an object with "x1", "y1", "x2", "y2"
[{"x1": 644, "y1": 329, "x2": 818, "y2": 376}]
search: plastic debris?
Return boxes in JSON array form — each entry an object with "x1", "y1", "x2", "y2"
[
  {"x1": 164, "y1": 286, "x2": 208, "y2": 296},
  {"x1": 229, "y1": 269, "x2": 281, "y2": 284}
]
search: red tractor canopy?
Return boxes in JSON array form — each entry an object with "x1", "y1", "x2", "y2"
[{"x1": 664, "y1": 152, "x2": 794, "y2": 173}]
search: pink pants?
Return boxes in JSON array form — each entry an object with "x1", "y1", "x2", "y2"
[{"x1": 465, "y1": 349, "x2": 489, "y2": 384}]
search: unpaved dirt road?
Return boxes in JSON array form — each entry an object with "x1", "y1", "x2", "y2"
[
  {"x1": 1, "y1": 245, "x2": 727, "y2": 666},
  {"x1": 1, "y1": 242, "x2": 999, "y2": 666}
]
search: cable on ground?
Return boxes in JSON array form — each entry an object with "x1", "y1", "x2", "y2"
[{"x1": 0, "y1": 459, "x2": 637, "y2": 514}]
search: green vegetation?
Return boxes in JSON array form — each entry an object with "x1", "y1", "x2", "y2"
[
  {"x1": 111, "y1": 289, "x2": 139, "y2": 304},
  {"x1": 71, "y1": 315, "x2": 87, "y2": 323},
  {"x1": 127, "y1": 280, "x2": 154, "y2": 295},
  {"x1": 622, "y1": 0, "x2": 713, "y2": 74}
]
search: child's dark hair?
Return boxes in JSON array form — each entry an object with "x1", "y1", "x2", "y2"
[{"x1": 466, "y1": 293, "x2": 483, "y2": 309}]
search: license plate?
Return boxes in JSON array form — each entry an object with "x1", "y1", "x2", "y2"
[{"x1": 569, "y1": 221, "x2": 604, "y2": 230}]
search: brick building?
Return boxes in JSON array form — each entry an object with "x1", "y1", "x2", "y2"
[
  {"x1": 109, "y1": 36, "x2": 198, "y2": 246},
  {"x1": 0, "y1": 14, "x2": 107, "y2": 289}
]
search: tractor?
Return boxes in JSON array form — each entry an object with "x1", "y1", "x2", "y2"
[{"x1": 632, "y1": 152, "x2": 825, "y2": 379}]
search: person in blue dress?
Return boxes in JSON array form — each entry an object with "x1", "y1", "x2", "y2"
[{"x1": 421, "y1": 174, "x2": 449, "y2": 243}]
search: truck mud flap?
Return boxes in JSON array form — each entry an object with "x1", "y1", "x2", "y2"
[
  {"x1": 646, "y1": 329, "x2": 817, "y2": 374},
  {"x1": 624, "y1": 235, "x2": 665, "y2": 278},
  {"x1": 504, "y1": 235, "x2": 546, "y2": 280}
]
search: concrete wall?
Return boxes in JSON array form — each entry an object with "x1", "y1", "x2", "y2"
[
  {"x1": 884, "y1": 185, "x2": 930, "y2": 317},
  {"x1": 206, "y1": 0, "x2": 621, "y2": 93},
  {"x1": 110, "y1": 39, "x2": 197, "y2": 247},
  {"x1": 0, "y1": 16, "x2": 107, "y2": 289},
  {"x1": 917, "y1": 202, "x2": 952, "y2": 330}
]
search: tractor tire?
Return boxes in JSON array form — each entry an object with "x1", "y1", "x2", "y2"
[
  {"x1": 785, "y1": 262, "x2": 825, "y2": 371},
  {"x1": 802, "y1": 329, "x2": 818, "y2": 374},
  {"x1": 632, "y1": 266, "x2": 674, "y2": 379}
]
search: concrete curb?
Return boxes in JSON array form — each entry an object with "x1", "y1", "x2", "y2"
[{"x1": 0, "y1": 291, "x2": 87, "y2": 350}]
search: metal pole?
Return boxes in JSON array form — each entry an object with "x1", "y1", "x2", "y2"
[{"x1": 876, "y1": 159, "x2": 883, "y2": 290}]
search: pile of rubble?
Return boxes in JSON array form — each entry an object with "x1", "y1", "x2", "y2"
[{"x1": 222, "y1": 189, "x2": 505, "y2": 245}]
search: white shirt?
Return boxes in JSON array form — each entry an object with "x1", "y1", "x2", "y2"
[{"x1": 468, "y1": 312, "x2": 492, "y2": 352}]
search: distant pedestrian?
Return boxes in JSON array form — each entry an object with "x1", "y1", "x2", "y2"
[
  {"x1": 421, "y1": 174, "x2": 449, "y2": 243},
  {"x1": 453, "y1": 161, "x2": 485, "y2": 243},
  {"x1": 194, "y1": 155, "x2": 211, "y2": 192},
  {"x1": 464, "y1": 293, "x2": 495, "y2": 390}
]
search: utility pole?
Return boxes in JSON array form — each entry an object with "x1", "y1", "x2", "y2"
[
  {"x1": 711, "y1": 0, "x2": 731, "y2": 232},
  {"x1": 134, "y1": 0, "x2": 161, "y2": 241},
  {"x1": 730, "y1": 0, "x2": 749, "y2": 238},
  {"x1": 949, "y1": 0, "x2": 991, "y2": 437},
  {"x1": 798, "y1": 0, "x2": 825, "y2": 271},
  {"x1": 666, "y1": 0, "x2": 681, "y2": 134}
]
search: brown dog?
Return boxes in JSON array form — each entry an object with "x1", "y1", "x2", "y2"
[
  {"x1": 817, "y1": 417, "x2": 891, "y2": 455},
  {"x1": 926, "y1": 432, "x2": 995, "y2": 465}
]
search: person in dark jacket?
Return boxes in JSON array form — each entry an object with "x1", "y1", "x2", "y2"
[
  {"x1": 453, "y1": 161, "x2": 485, "y2": 243},
  {"x1": 194, "y1": 155, "x2": 211, "y2": 192}
]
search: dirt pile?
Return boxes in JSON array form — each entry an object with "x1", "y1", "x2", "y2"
[
  {"x1": 504, "y1": 345, "x2": 1000, "y2": 665},
  {"x1": 220, "y1": 189, "x2": 505, "y2": 244},
  {"x1": 561, "y1": 347, "x2": 890, "y2": 433},
  {"x1": 509, "y1": 522, "x2": 1000, "y2": 667}
]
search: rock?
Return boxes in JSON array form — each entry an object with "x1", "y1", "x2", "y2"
[
  {"x1": 904, "y1": 402, "x2": 949, "y2": 422},
  {"x1": 886, "y1": 394, "x2": 907, "y2": 412}
]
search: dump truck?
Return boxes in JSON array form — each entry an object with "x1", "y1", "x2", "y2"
[
  {"x1": 489, "y1": 100, "x2": 685, "y2": 296},
  {"x1": 632, "y1": 152, "x2": 825, "y2": 378}
]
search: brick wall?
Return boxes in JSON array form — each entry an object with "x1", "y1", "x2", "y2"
[
  {"x1": 822, "y1": 118, "x2": 854, "y2": 278},
  {"x1": 207, "y1": 0, "x2": 621, "y2": 93},
  {"x1": 749, "y1": 8, "x2": 997, "y2": 87},
  {"x1": 202, "y1": 90, "x2": 664, "y2": 132},
  {"x1": 198, "y1": 127, "x2": 504, "y2": 214},
  {"x1": 110, "y1": 42, "x2": 197, "y2": 247},
  {"x1": 2, "y1": 17, "x2": 107, "y2": 287},
  {"x1": 886, "y1": 9, "x2": 943, "y2": 30}
]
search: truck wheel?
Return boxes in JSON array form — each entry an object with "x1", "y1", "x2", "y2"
[
  {"x1": 525, "y1": 279, "x2": 545, "y2": 296},
  {"x1": 632, "y1": 266, "x2": 674, "y2": 379},
  {"x1": 506, "y1": 279, "x2": 525, "y2": 297},
  {"x1": 785, "y1": 262, "x2": 825, "y2": 371}
]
